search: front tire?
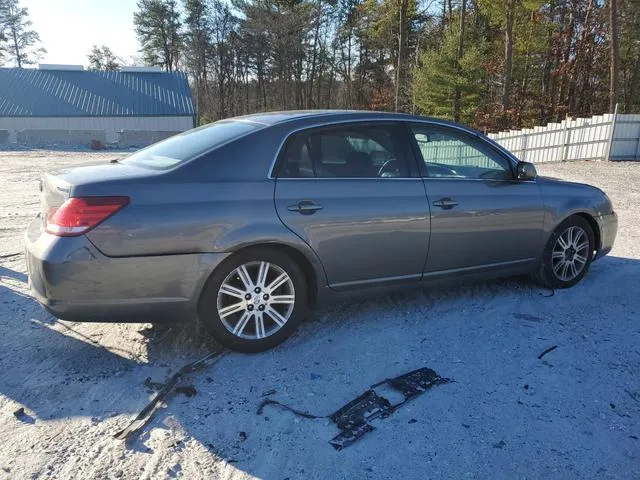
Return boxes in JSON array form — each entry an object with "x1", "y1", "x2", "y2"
[
  {"x1": 198, "y1": 248, "x2": 307, "y2": 353},
  {"x1": 534, "y1": 216, "x2": 595, "y2": 289}
]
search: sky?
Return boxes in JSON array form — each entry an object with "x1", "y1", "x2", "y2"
[{"x1": 21, "y1": 0, "x2": 140, "y2": 67}]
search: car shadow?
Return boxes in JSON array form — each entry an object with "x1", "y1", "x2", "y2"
[
  {"x1": 114, "y1": 255, "x2": 640, "y2": 478},
  {"x1": 2, "y1": 256, "x2": 640, "y2": 478},
  {"x1": 0, "y1": 264, "x2": 143, "y2": 421}
]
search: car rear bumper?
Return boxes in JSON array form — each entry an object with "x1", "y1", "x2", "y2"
[
  {"x1": 595, "y1": 211, "x2": 617, "y2": 259},
  {"x1": 24, "y1": 217, "x2": 230, "y2": 323}
]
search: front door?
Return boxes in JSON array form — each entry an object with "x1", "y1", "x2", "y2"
[
  {"x1": 408, "y1": 123, "x2": 544, "y2": 275},
  {"x1": 274, "y1": 122, "x2": 430, "y2": 288}
]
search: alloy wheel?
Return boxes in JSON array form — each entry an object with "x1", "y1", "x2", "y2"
[
  {"x1": 216, "y1": 261, "x2": 295, "y2": 340},
  {"x1": 551, "y1": 226, "x2": 590, "y2": 282}
]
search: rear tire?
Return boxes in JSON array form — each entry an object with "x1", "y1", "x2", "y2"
[
  {"x1": 198, "y1": 248, "x2": 307, "y2": 353},
  {"x1": 534, "y1": 216, "x2": 595, "y2": 289}
]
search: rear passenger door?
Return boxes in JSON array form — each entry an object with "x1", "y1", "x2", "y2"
[{"x1": 274, "y1": 122, "x2": 431, "y2": 289}]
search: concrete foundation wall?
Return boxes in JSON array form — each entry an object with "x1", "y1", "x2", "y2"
[
  {"x1": 117, "y1": 130, "x2": 182, "y2": 148},
  {"x1": 0, "y1": 116, "x2": 193, "y2": 146},
  {"x1": 17, "y1": 129, "x2": 106, "y2": 146}
]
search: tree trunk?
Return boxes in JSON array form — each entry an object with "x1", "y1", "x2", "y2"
[
  {"x1": 453, "y1": 0, "x2": 466, "y2": 122},
  {"x1": 557, "y1": 0, "x2": 576, "y2": 119},
  {"x1": 502, "y1": 0, "x2": 515, "y2": 111},
  {"x1": 609, "y1": 0, "x2": 619, "y2": 112},
  {"x1": 9, "y1": 2, "x2": 22, "y2": 69},
  {"x1": 11, "y1": 26, "x2": 21, "y2": 68},
  {"x1": 395, "y1": 0, "x2": 407, "y2": 112}
]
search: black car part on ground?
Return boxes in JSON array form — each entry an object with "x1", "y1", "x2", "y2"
[
  {"x1": 113, "y1": 349, "x2": 227, "y2": 442},
  {"x1": 258, "y1": 367, "x2": 452, "y2": 450},
  {"x1": 537, "y1": 345, "x2": 558, "y2": 359}
]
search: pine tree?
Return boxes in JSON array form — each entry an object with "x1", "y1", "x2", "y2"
[
  {"x1": 87, "y1": 45, "x2": 121, "y2": 71},
  {"x1": 412, "y1": 14, "x2": 486, "y2": 124},
  {"x1": 0, "y1": 0, "x2": 45, "y2": 68},
  {"x1": 133, "y1": 0, "x2": 182, "y2": 72},
  {"x1": 182, "y1": 0, "x2": 211, "y2": 121}
]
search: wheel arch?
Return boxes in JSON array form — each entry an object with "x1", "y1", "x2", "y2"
[
  {"x1": 198, "y1": 241, "x2": 322, "y2": 309},
  {"x1": 232, "y1": 242, "x2": 320, "y2": 307},
  {"x1": 551, "y1": 211, "x2": 601, "y2": 256},
  {"x1": 573, "y1": 212, "x2": 601, "y2": 254},
  {"x1": 545, "y1": 211, "x2": 601, "y2": 262}
]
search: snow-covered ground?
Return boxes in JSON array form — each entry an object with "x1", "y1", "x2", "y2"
[{"x1": 0, "y1": 151, "x2": 638, "y2": 480}]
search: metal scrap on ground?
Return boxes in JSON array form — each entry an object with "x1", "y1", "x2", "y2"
[
  {"x1": 538, "y1": 345, "x2": 559, "y2": 360},
  {"x1": 113, "y1": 349, "x2": 227, "y2": 443},
  {"x1": 258, "y1": 367, "x2": 452, "y2": 450}
]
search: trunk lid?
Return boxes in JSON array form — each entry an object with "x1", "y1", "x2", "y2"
[{"x1": 40, "y1": 162, "x2": 158, "y2": 222}]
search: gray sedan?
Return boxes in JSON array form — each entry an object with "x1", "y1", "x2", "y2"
[{"x1": 24, "y1": 111, "x2": 618, "y2": 352}]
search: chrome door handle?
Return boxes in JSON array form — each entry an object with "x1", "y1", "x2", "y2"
[
  {"x1": 433, "y1": 198, "x2": 458, "y2": 209},
  {"x1": 287, "y1": 201, "x2": 323, "y2": 215}
]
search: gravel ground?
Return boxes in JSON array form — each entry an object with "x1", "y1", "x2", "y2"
[{"x1": 0, "y1": 151, "x2": 639, "y2": 480}]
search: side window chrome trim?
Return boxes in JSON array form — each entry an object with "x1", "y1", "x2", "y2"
[
  {"x1": 274, "y1": 177, "x2": 424, "y2": 181},
  {"x1": 422, "y1": 177, "x2": 536, "y2": 183}
]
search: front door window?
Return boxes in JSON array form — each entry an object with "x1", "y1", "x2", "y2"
[{"x1": 411, "y1": 126, "x2": 513, "y2": 181}]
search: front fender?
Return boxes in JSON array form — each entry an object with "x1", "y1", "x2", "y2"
[{"x1": 539, "y1": 177, "x2": 614, "y2": 248}]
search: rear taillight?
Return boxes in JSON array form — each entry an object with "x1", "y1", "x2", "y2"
[{"x1": 46, "y1": 196, "x2": 129, "y2": 237}]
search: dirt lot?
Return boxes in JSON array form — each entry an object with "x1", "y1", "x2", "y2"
[{"x1": 0, "y1": 151, "x2": 639, "y2": 480}]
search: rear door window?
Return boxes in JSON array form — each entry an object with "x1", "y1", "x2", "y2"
[
  {"x1": 122, "y1": 120, "x2": 261, "y2": 170},
  {"x1": 278, "y1": 123, "x2": 412, "y2": 178}
]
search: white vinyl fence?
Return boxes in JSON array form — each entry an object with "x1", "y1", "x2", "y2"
[
  {"x1": 488, "y1": 112, "x2": 640, "y2": 163},
  {"x1": 418, "y1": 140, "x2": 494, "y2": 168}
]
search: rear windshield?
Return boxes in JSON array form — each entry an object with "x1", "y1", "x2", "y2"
[{"x1": 121, "y1": 120, "x2": 260, "y2": 169}]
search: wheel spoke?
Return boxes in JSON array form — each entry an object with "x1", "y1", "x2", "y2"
[
  {"x1": 219, "y1": 301, "x2": 245, "y2": 318},
  {"x1": 573, "y1": 229, "x2": 585, "y2": 246},
  {"x1": 269, "y1": 295, "x2": 294, "y2": 304},
  {"x1": 257, "y1": 262, "x2": 269, "y2": 287},
  {"x1": 568, "y1": 261, "x2": 577, "y2": 278},
  {"x1": 561, "y1": 261, "x2": 570, "y2": 280},
  {"x1": 255, "y1": 313, "x2": 266, "y2": 339},
  {"x1": 575, "y1": 241, "x2": 589, "y2": 252},
  {"x1": 574, "y1": 253, "x2": 587, "y2": 264},
  {"x1": 552, "y1": 250, "x2": 564, "y2": 259},
  {"x1": 219, "y1": 283, "x2": 246, "y2": 299},
  {"x1": 232, "y1": 311, "x2": 252, "y2": 336},
  {"x1": 267, "y1": 273, "x2": 289, "y2": 292},
  {"x1": 553, "y1": 259, "x2": 565, "y2": 273},
  {"x1": 557, "y1": 234, "x2": 569, "y2": 250},
  {"x1": 236, "y1": 265, "x2": 254, "y2": 290},
  {"x1": 265, "y1": 306, "x2": 288, "y2": 326}
]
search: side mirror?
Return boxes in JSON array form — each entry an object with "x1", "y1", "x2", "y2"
[{"x1": 516, "y1": 161, "x2": 537, "y2": 181}]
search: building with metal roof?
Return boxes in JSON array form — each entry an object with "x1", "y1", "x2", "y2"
[{"x1": 0, "y1": 66, "x2": 195, "y2": 147}]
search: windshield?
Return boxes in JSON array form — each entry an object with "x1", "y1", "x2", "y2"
[{"x1": 121, "y1": 120, "x2": 261, "y2": 169}]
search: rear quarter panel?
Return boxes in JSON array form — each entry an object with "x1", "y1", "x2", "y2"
[{"x1": 83, "y1": 128, "x2": 328, "y2": 288}]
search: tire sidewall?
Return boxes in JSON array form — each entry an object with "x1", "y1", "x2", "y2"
[
  {"x1": 541, "y1": 216, "x2": 595, "y2": 289},
  {"x1": 198, "y1": 248, "x2": 307, "y2": 353}
]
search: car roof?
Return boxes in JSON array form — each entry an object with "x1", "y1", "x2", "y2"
[{"x1": 230, "y1": 110, "x2": 479, "y2": 132}]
